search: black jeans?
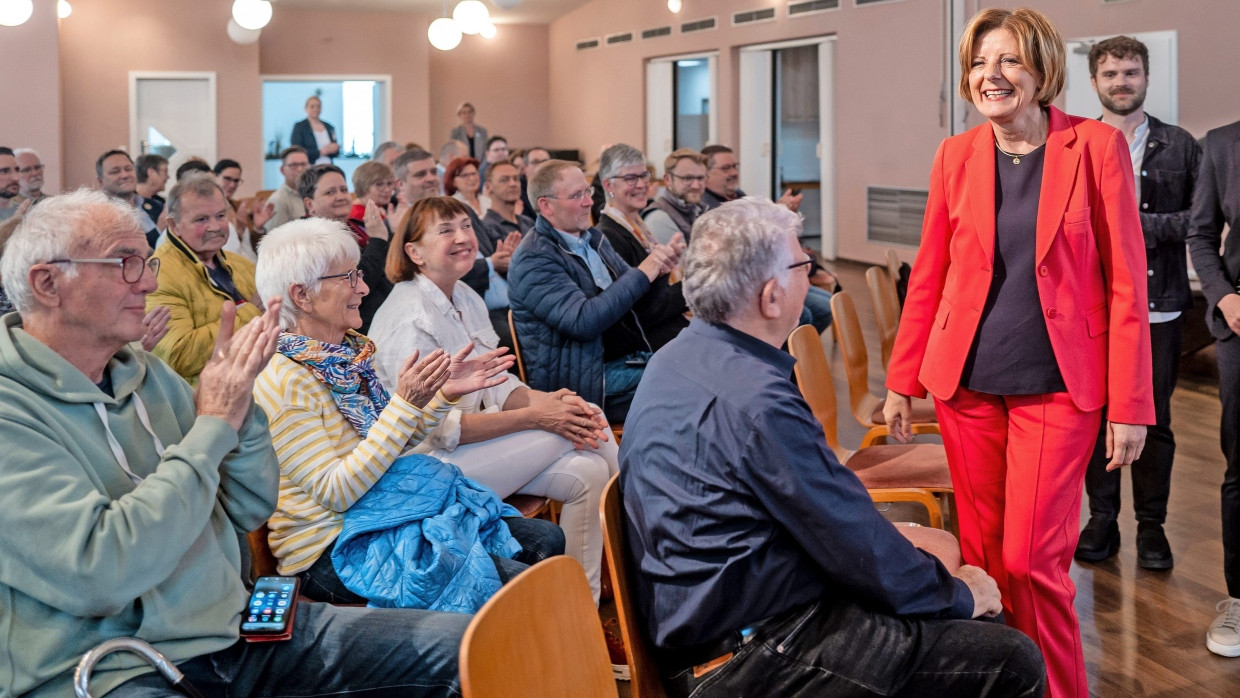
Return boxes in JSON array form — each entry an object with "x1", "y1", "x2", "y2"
[
  {"x1": 1217, "y1": 333, "x2": 1240, "y2": 597},
  {"x1": 298, "y1": 516, "x2": 566, "y2": 603},
  {"x1": 661, "y1": 601, "x2": 1045, "y2": 698},
  {"x1": 1084, "y1": 316, "x2": 1183, "y2": 523}
]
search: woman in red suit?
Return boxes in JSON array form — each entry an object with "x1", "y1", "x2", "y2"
[{"x1": 884, "y1": 8, "x2": 1154, "y2": 697}]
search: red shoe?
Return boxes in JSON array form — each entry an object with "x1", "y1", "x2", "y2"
[{"x1": 603, "y1": 618, "x2": 630, "y2": 681}]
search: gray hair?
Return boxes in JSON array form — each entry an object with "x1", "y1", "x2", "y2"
[
  {"x1": 683, "y1": 197, "x2": 802, "y2": 324},
  {"x1": 1, "y1": 189, "x2": 141, "y2": 314},
  {"x1": 12, "y1": 148, "x2": 39, "y2": 161},
  {"x1": 255, "y1": 218, "x2": 360, "y2": 331},
  {"x1": 598, "y1": 143, "x2": 646, "y2": 182},
  {"x1": 167, "y1": 172, "x2": 227, "y2": 222},
  {"x1": 373, "y1": 141, "x2": 402, "y2": 160}
]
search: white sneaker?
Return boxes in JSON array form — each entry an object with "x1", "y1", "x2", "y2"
[{"x1": 1206, "y1": 598, "x2": 1240, "y2": 657}]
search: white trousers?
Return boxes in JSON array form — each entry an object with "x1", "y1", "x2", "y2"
[{"x1": 433, "y1": 426, "x2": 619, "y2": 602}]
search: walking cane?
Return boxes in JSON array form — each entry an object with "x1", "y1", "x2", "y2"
[{"x1": 73, "y1": 637, "x2": 205, "y2": 698}]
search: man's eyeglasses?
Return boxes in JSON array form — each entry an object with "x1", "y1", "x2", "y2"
[
  {"x1": 668, "y1": 172, "x2": 707, "y2": 184},
  {"x1": 220, "y1": 175, "x2": 243, "y2": 186},
  {"x1": 18, "y1": 164, "x2": 44, "y2": 175},
  {"x1": 611, "y1": 171, "x2": 652, "y2": 186},
  {"x1": 543, "y1": 186, "x2": 595, "y2": 202},
  {"x1": 45, "y1": 255, "x2": 161, "y2": 283},
  {"x1": 787, "y1": 256, "x2": 814, "y2": 273},
  {"x1": 712, "y1": 163, "x2": 740, "y2": 173},
  {"x1": 318, "y1": 268, "x2": 365, "y2": 288}
]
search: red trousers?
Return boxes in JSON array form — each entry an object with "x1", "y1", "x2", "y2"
[{"x1": 935, "y1": 388, "x2": 1102, "y2": 698}]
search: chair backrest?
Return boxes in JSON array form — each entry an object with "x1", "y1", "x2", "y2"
[
  {"x1": 865, "y1": 267, "x2": 899, "y2": 371},
  {"x1": 508, "y1": 308, "x2": 527, "y2": 383},
  {"x1": 787, "y1": 324, "x2": 845, "y2": 457},
  {"x1": 247, "y1": 523, "x2": 279, "y2": 581},
  {"x1": 460, "y1": 556, "x2": 618, "y2": 698},
  {"x1": 830, "y1": 291, "x2": 879, "y2": 424},
  {"x1": 601, "y1": 474, "x2": 668, "y2": 698},
  {"x1": 885, "y1": 249, "x2": 902, "y2": 294}
]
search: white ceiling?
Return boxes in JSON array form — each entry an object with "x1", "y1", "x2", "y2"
[{"x1": 274, "y1": 0, "x2": 594, "y2": 25}]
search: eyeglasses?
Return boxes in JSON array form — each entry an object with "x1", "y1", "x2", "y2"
[
  {"x1": 46, "y1": 255, "x2": 161, "y2": 283},
  {"x1": 668, "y1": 172, "x2": 707, "y2": 184},
  {"x1": 220, "y1": 175, "x2": 243, "y2": 186},
  {"x1": 18, "y1": 164, "x2": 44, "y2": 175},
  {"x1": 543, "y1": 186, "x2": 595, "y2": 202},
  {"x1": 611, "y1": 171, "x2": 652, "y2": 186},
  {"x1": 456, "y1": 170, "x2": 480, "y2": 179},
  {"x1": 318, "y1": 268, "x2": 365, "y2": 288},
  {"x1": 712, "y1": 163, "x2": 740, "y2": 173},
  {"x1": 787, "y1": 256, "x2": 814, "y2": 274}
]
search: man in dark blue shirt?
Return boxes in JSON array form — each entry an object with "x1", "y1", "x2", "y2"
[{"x1": 619, "y1": 197, "x2": 1045, "y2": 697}]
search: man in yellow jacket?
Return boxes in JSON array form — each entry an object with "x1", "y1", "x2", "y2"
[{"x1": 148, "y1": 172, "x2": 262, "y2": 385}]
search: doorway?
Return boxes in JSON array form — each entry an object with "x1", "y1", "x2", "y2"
[
  {"x1": 739, "y1": 37, "x2": 836, "y2": 258},
  {"x1": 129, "y1": 72, "x2": 217, "y2": 175},
  {"x1": 646, "y1": 53, "x2": 717, "y2": 164}
]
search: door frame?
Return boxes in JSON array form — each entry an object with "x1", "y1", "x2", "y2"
[
  {"x1": 128, "y1": 71, "x2": 218, "y2": 162},
  {"x1": 738, "y1": 36, "x2": 837, "y2": 259},
  {"x1": 260, "y1": 73, "x2": 394, "y2": 146},
  {"x1": 645, "y1": 52, "x2": 718, "y2": 162}
]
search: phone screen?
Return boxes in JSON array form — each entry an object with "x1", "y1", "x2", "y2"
[{"x1": 241, "y1": 576, "x2": 299, "y2": 635}]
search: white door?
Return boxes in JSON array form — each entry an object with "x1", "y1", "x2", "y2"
[
  {"x1": 646, "y1": 60, "x2": 674, "y2": 162},
  {"x1": 129, "y1": 72, "x2": 217, "y2": 172},
  {"x1": 646, "y1": 53, "x2": 718, "y2": 162},
  {"x1": 738, "y1": 48, "x2": 773, "y2": 201},
  {"x1": 1063, "y1": 31, "x2": 1178, "y2": 123}
]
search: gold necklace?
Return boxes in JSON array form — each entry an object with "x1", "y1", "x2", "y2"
[{"x1": 995, "y1": 143, "x2": 1028, "y2": 165}]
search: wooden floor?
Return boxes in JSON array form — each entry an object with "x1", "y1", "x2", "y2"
[
  {"x1": 616, "y1": 259, "x2": 1240, "y2": 697},
  {"x1": 825, "y1": 259, "x2": 1240, "y2": 697}
]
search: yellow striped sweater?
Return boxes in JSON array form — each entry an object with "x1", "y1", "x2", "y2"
[{"x1": 253, "y1": 353, "x2": 457, "y2": 575}]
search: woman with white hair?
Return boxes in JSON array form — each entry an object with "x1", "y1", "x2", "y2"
[{"x1": 252, "y1": 217, "x2": 565, "y2": 606}]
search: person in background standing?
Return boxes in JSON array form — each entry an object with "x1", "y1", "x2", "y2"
[{"x1": 292, "y1": 95, "x2": 339, "y2": 165}]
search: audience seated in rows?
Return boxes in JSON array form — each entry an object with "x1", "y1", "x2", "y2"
[
  {"x1": 619, "y1": 197, "x2": 1046, "y2": 697},
  {"x1": 507, "y1": 158, "x2": 684, "y2": 423},
  {"x1": 643, "y1": 147, "x2": 708, "y2": 244},
  {"x1": 96, "y1": 149, "x2": 161, "y2": 246},
  {"x1": 15, "y1": 148, "x2": 47, "y2": 205},
  {"x1": 0, "y1": 148, "x2": 22, "y2": 222},
  {"x1": 0, "y1": 189, "x2": 471, "y2": 697},
  {"x1": 444, "y1": 156, "x2": 489, "y2": 218},
  {"x1": 214, "y1": 157, "x2": 272, "y2": 261},
  {"x1": 250, "y1": 218, "x2": 563, "y2": 607},
  {"x1": 369, "y1": 196, "x2": 618, "y2": 602},
  {"x1": 519, "y1": 145, "x2": 551, "y2": 216},
  {"x1": 134, "y1": 153, "x2": 168, "y2": 220},
  {"x1": 147, "y1": 172, "x2": 261, "y2": 386},
  {"x1": 263, "y1": 145, "x2": 310, "y2": 232}
]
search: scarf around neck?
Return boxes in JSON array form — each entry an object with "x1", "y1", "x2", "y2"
[{"x1": 277, "y1": 330, "x2": 390, "y2": 438}]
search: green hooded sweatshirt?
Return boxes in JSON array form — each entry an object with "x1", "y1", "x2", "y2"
[{"x1": 0, "y1": 313, "x2": 278, "y2": 697}]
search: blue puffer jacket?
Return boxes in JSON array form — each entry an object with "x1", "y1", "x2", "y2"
[
  {"x1": 507, "y1": 215, "x2": 652, "y2": 405},
  {"x1": 331, "y1": 453, "x2": 521, "y2": 614}
]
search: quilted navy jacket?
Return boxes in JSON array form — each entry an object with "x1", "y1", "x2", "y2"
[{"x1": 507, "y1": 215, "x2": 652, "y2": 406}]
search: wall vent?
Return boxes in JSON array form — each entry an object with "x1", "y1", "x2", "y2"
[
  {"x1": 855, "y1": 0, "x2": 903, "y2": 5},
  {"x1": 681, "y1": 17, "x2": 718, "y2": 34},
  {"x1": 867, "y1": 187, "x2": 928, "y2": 247},
  {"x1": 575, "y1": 38, "x2": 601, "y2": 51},
  {"x1": 788, "y1": 0, "x2": 840, "y2": 16},
  {"x1": 606, "y1": 31, "x2": 634, "y2": 45},
  {"x1": 642, "y1": 25, "x2": 673, "y2": 40},
  {"x1": 733, "y1": 7, "x2": 777, "y2": 25}
]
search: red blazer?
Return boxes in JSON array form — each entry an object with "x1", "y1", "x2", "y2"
[{"x1": 887, "y1": 107, "x2": 1155, "y2": 425}]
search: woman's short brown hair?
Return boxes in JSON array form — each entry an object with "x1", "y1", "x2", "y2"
[
  {"x1": 442, "y1": 157, "x2": 480, "y2": 196},
  {"x1": 958, "y1": 7, "x2": 1065, "y2": 108},
  {"x1": 386, "y1": 195, "x2": 471, "y2": 283},
  {"x1": 352, "y1": 161, "x2": 394, "y2": 202}
]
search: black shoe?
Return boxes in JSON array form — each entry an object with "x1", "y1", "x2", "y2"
[
  {"x1": 1075, "y1": 517, "x2": 1120, "y2": 562},
  {"x1": 1137, "y1": 523, "x2": 1174, "y2": 570}
]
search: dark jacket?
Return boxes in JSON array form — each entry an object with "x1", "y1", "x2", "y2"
[
  {"x1": 596, "y1": 213, "x2": 690, "y2": 353},
  {"x1": 358, "y1": 236, "x2": 390, "y2": 335},
  {"x1": 291, "y1": 118, "x2": 337, "y2": 164},
  {"x1": 460, "y1": 206, "x2": 501, "y2": 301},
  {"x1": 1188, "y1": 119, "x2": 1240, "y2": 340},
  {"x1": 507, "y1": 215, "x2": 652, "y2": 405},
  {"x1": 1133, "y1": 114, "x2": 1201, "y2": 312}
]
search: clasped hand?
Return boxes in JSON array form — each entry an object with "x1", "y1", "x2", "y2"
[{"x1": 529, "y1": 388, "x2": 609, "y2": 449}]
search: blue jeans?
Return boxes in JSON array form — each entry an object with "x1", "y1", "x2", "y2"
[
  {"x1": 104, "y1": 602, "x2": 470, "y2": 697},
  {"x1": 298, "y1": 516, "x2": 566, "y2": 604},
  {"x1": 603, "y1": 351, "x2": 652, "y2": 423},
  {"x1": 799, "y1": 286, "x2": 834, "y2": 334},
  {"x1": 660, "y1": 601, "x2": 1045, "y2": 697}
]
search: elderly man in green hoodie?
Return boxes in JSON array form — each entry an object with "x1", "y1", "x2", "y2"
[{"x1": 0, "y1": 189, "x2": 468, "y2": 698}]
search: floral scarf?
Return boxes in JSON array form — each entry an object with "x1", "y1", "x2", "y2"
[{"x1": 277, "y1": 330, "x2": 390, "y2": 438}]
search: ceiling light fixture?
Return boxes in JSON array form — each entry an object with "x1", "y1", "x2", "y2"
[
  {"x1": 231, "y1": 0, "x2": 272, "y2": 31},
  {"x1": 667, "y1": 0, "x2": 682, "y2": 13},
  {"x1": 428, "y1": 16, "x2": 462, "y2": 51},
  {"x1": 57, "y1": 0, "x2": 71, "y2": 19},
  {"x1": 452, "y1": 0, "x2": 490, "y2": 35},
  {"x1": 227, "y1": 17, "x2": 262, "y2": 44},
  {"x1": 480, "y1": 22, "x2": 497, "y2": 39},
  {"x1": 0, "y1": 0, "x2": 34, "y2": 27}
]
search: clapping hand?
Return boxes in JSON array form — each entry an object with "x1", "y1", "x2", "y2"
[
  {"x1": 442, "y1": 343, "x2": 514, "y2": 401},
  {"x1": 195, "y1": 298, "x2": 283, "y2": 431},
  {"x1": 363, "y1": 200, "x2": 389, "y2": 242},
  {"x1": 395, "y1": 348, "x2": 451, "y2": 408},
  {"x1": 140, "y1": 305, "x2": 171, "y2": 352}
]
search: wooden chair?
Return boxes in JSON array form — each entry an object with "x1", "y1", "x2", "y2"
[
  {"x1": 460, "y1": 556, "x2": 618, "y2": 698},
  {"x1": 247, "y1": 523, "x2": 279, "y2": 581},
  {"x1": 865, "y1": 266, "x2": 901, "y2": 370},
  {"x1": 788, "y1": 324, "x2": 953, "y2": 530},
  {"x1": 601, "y1": 474, "x2": 668, "y2": 698},
  {"x1": 830, "y1": 291, "x2": 939, "y2": 437},
  {"x1": 885, "y1": 248, "x2": 903, "y2": 308}
]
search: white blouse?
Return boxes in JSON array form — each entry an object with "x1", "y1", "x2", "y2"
[{"x1": 368, "y1": 274, "x2": 527, "y2": 450}]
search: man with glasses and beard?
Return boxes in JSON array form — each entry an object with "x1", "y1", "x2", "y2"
[{"x1": 1075, "y1": 36, "x2": 1201, "y2": 574}]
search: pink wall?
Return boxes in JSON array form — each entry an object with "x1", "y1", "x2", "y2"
[
  {"x1": 0, "y1": 1, "x2": 63, "y2": 192},
  {"x1": 258, "y1": 8, "x2": 434, "y2": 149},
  {"x1": 429, "y1": 24, "x2": 553, "y2": 154},
  {"x1": 548, "y1": 0, "x2": 1240, "y2": 264},
  {"x1": 57, "y1": 1, "x2": 261, "y2": 191}
]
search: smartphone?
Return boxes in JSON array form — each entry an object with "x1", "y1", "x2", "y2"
[{"x1": 240, "y1": 576, "x2": 299, "y2": 638}]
